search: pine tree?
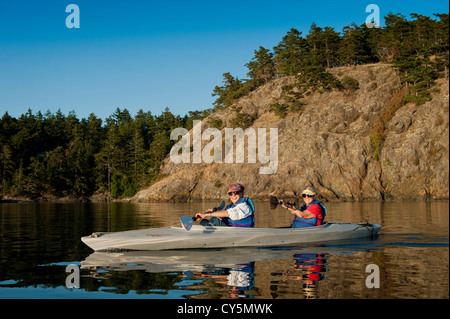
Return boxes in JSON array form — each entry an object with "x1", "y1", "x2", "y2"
[
  {"x1": 273, "y1": 28, "x2": 306, "y2": 75},
  {"x1": 245, "y1": 46, "x2": 276, "y2": 88},
  {"x1": 338, "y1": 23, "x2": 371, "y2": 65},
  {"x1": 378, "y1": 13, "x2": 412, "y2": 62},
  {"x1": 322, "y1": 26, "x2": 341, "y2": 68},
  {"x1": 0, "y1": 113, "x2": 17, "y2": 193},
  {"x1": 410, "y1": 13, "x2": 438, "y2": 56},
  {"x1": 212, "y1": 73, "x2": 248, "y2": 109},
  {"x1": 96, "y1": 108, "x2": 134, "y2": 198},
  {"x1": 306, "y1": 22, "x2": 324, "y2": 66},
  {"x1": 0, "y1": 144, "x2": 14, "y2": 193},
  {"x1": 133, "y1": 111, "x2": 154, "y2": 189}
]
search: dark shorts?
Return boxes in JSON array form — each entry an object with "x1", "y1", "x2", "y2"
[{"x1": 199, "y1": 216, "x2": 229, "y2": 227}]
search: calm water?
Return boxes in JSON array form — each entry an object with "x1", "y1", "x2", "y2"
[{"x1": 0, "y1": 200, "x2": 448, "y2": 299}]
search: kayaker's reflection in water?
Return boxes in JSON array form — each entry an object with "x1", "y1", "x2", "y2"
[
  {"x1": 292, "y1": 253, "x2": 327, "y2": 299},
  {"x1": 195, "y1": 183, "x2": 255, "y2": 228},
  {"x1": 270, "y1": 253, "x2": 327, "y2": 299},
  {"x1": 194, "y1": 255, "x2": 326, "y2": 299},
  {"x1": 195, "y1": 262, "x2": 255, "y2": 299}
]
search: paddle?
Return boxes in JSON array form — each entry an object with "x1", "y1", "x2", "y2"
[
  {"x1": 180, "y1": 200, "x2": 226, "y2": 231},
  {"x1": 180, "y1": 215, "x2": 194, "y2": 231},
  {"x1": 270, "y1": 196, "x2": 297, "y2": 210}
]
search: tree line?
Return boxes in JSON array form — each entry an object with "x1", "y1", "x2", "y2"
[
  {"x1": 212, "y1": 13, "x2": 449, "y2": 110},
  {"x1": 0, "y1": 108, "x2": 210, "y2": 199}
]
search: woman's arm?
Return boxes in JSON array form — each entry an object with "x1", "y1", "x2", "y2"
[
  {"x1": 287, "y1": 207, "x2": 315, "y2": 219},
  {"x1": 280, "y1": 200, "x2": 315, "y2": 219},
  {"x1": 195, "y1": 210, "x2": 229, "y2": 220}
]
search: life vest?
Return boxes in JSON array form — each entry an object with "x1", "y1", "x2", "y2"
[
  {"x1": 224, "y1": 197, "x2": 255, "y2": 228},
  {"x1": 291, "y1": 200, "x2": 327, "y2": 228}
]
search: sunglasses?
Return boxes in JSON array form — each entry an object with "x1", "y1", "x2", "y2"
[
  {"x1": 302, "y1": 194, "x2": 314, "y2": 198},
  {"x1": 228, "y1": 191, "x2": 241, "y2": 196}
]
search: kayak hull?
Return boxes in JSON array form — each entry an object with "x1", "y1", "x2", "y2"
[{"x1": 81, "y1": 222, "x2": 382, "y2": 251}]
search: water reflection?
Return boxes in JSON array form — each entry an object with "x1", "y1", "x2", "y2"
[
  {"x1": 191, "y1": 262, "x2": 255, "y2": 299},
  {"x1": 0, "y1": 201, "x2": 448, "y2": 299},
  {"x1": 292, "y1": 253, "x2": 327, "y2": 299},
  {"x1": 80, "y1": 245, "x2": 367, "y2": 299}
]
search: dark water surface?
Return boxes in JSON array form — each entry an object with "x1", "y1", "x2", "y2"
[{"x1": 0, "y1": 200, "x2": 448, "y2": 299}]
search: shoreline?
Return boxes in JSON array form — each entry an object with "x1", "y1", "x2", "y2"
[
  {"x1": 0, "y1": 194, "x2": 129, "y2": 204},
  {"x1": 1, "y1": 194, "x2": 448, "y2": 204}
]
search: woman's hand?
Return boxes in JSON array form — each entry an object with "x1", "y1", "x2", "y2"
[
  {"x1": 195, "y1": 208, "x2": 214, "y2": 220},
  {"x1": 195, "y1": 212, "x2": 207, "y2": 220},
  {"x1": 287, "y1": 200, "x2": 297, "y2": 209},
  {"x1": 280, "y1": 200, "x2": 296, "y2": 210}
]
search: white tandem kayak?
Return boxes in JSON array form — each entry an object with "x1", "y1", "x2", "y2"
[{"x1": 81, "y1": 222, "x2": 382, "y2": 251}]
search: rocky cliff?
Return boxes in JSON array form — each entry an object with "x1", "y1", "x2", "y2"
[{"x1": 133, "y1": 63, "x2": 449, "y2": 202}]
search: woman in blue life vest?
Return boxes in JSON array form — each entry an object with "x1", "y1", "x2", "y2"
[
  {"x1": 195, "y1": 183, "x2": 255, "y2": 228},
  {"x1": 281, "y1": 186, "x2": 327, "y2": 228}
]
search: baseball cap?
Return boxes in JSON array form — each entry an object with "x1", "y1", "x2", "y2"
[
  {"x1": 228, "y1": 183, "x2": 244, "y2": 193},
  {"x1": 301, "y1": 186, "x2": 317, "y2": 196}
]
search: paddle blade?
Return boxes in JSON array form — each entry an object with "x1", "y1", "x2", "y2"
[
  {"x1": 270, "y1": 196, "x2": 279, "y2": 210},
  {"x1": 180, "y1": 216, "x2": 193, "y2": 231}
]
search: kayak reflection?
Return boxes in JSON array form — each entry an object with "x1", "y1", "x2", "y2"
[{"x1": 81, "y1": 243, "x2": 374, "y2": 298}]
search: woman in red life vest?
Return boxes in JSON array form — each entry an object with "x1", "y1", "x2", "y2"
[{"x1": 280, "y1": 186, "x2": 327, "y2": 228}]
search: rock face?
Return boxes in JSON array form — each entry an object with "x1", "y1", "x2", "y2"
[{"x1": 133, "y1": 64, "x2": 449, "y2": 202}]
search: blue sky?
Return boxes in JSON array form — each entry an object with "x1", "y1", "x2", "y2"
[{"x1": 0, "y1": 0, "x2": 448, "y2": 121}]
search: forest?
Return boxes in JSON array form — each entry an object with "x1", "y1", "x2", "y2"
[
  {"x1": 1, "y1": 12, "x2": 448, "y2": 200},
  {"x1": 0, "y1": 108, "x2": 211, "y2": 199}
]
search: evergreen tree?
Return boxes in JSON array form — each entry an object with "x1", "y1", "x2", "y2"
[
  {"x1": 305, "y1": 22, "x2": 324, "y2": 66},
  {"x1": 212, "y1": 73, "x2": 248, "y2": 109},
  {"x1": 96, "y1": 108, "x2": 134, "y2": 197},
  {"x1": 273, "y1": 28, "x2": 306, "y2": 75},
  {"x1": 433, "y1": 13, "x2": 449, "y2": 79},
  {"x1": 378, "y1": 13, "x2": 411, "y2": 62},
  {"x1": 338, "y1": 23, "x2": 371, "y2": 65},
  {"x1": 410, "y1": 13, "x2": 439, "y2": 56},
  {"x1": 245, "y1": 46, "x2": 276, "y2": 88},
  {"x1": 67, "y1": 122, "x2": 95, "y2": 196},
  {"x1": 322, "y1": 26, "x2": 341, "y2": 68},
  {"x1": 183, "y1": 109, "x2": 212, "y2": 131}
]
